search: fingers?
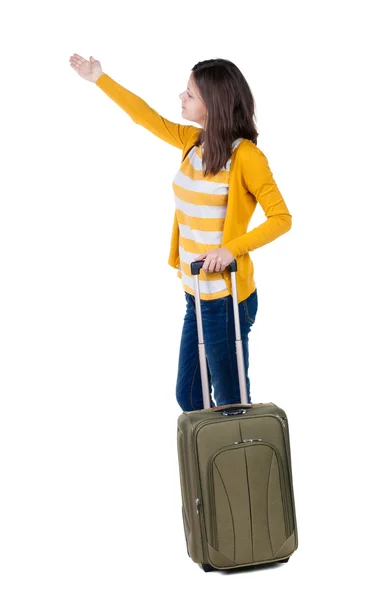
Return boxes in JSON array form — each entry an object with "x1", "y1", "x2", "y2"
[
  {"x1": 203, "y1": 256, "x2": 226, "y2": 273},
  {"x1": 215, "y1": 258, "x2": 226, "y2": 272},
  {"x1": 203, "y1": 257, "x2": 218, "y2": 273},
  {"x1": 69, "y1": 55, "x2": 84, "y2": 67},
  {"x1": 69, "y1": 54, "x2": 85, "y2": 72},
  {"x1": 202, "y1": 258, "x2": 210, "y2": 272},
  {"x1": 70, "y1": 54, "x2": 86, "y2": 62},
  {"x1": 198, "y1": 251, "x2": 232, "y2": 273}
]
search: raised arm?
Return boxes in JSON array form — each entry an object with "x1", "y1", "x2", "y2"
[
  {"x1": 95, "y1": 73, "x2": 198, "y2": 149},
  {"x1": 69, "y1": 54, "x2": 198, "y2": 149}
]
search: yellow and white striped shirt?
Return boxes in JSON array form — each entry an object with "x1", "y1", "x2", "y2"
[{"x1": 172, "y1": 138, "x2": 243, "y2": 300}]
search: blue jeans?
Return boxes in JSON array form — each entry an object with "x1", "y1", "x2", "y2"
[{"x1": 175, "y1": 289, "x2": 258, "y2": 411}]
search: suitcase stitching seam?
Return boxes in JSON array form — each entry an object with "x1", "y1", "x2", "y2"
[
  {"x1": 244, "y1": 448, "x2": 254, "y2": 562},
  {"x1": 267, "y1": 451, "x2": 274, "y2": 556},
  {"x1": 214, "y1": 463, "x2": 236, "y2": 562}
]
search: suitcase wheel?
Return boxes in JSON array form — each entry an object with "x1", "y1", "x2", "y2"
[
  {"x1": 201, "y1": 563, "x2": 216, "y2": 572},
  {"x1": 278, "y1": 557, "x2": 290, "y2": 563}
]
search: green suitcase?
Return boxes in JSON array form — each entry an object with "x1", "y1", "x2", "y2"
[{"x1": 177, "y1": 261, "x2": 298, "y2": 571}]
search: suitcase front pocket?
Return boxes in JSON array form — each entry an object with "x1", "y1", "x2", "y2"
[{"x1": 208, "y1": 441, "x2": 290, "y2": 565}]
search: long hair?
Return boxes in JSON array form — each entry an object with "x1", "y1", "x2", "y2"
[{"x1": 191, "y1": 58, "x2": 259, "y2": 176}]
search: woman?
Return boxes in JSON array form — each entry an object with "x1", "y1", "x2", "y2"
[{"x1": 69, "y1": 54, "x2": 292, "y2": 410}]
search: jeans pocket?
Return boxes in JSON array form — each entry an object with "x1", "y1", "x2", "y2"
[{"x1": 242, "y1": 289, "x2": 258, "y2": 325}]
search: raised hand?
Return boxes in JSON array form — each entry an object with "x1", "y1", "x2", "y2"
[{"x1": 69, "y1": 53, "x2": 103, "y2": 83}]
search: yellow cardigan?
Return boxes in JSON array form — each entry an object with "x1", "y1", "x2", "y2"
[{"x1": 95, "y1": 73, "x2": 292, "y2": 302}]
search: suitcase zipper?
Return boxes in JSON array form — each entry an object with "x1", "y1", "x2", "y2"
[
  {"x1": 193, "y1": 412, "x2": 288, "y2": 438},
  {"x1": 191, "y1": 450, "x2": 208, "y2": 564},
  {"x1": 235, "y1": 438, "x2": 262, "y2": 444},
  {"x1": 208, "y1": 440, "x2": 291, "y2": 551}
]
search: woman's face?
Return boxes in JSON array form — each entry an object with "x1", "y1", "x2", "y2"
[{"x1": 179, "y1": 74, "x2": 207, "y2": 128}]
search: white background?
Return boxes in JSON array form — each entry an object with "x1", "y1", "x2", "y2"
[{"x1": 1, "y1": 0, "x2": 370, "y2": 598}]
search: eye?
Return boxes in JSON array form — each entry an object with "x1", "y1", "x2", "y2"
[{"x1": 187, "y1": 91, "x2": 192, "y2": 98}]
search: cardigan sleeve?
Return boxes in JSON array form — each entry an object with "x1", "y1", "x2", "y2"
[
  {"x1": 224, "y1": 145, "x2": 292, "y2": 256},
  {"x1": 95, "y1": 74, "x2": 199, "y2": 149}
]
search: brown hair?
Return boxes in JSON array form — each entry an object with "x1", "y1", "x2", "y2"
[{"x1": 191, "y1": 58, "x2": 259, "y2": 176}]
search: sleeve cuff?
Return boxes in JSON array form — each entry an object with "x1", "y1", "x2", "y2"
[
  {"x1": 224, "y1": 237, "x2": 247, "y2": 258},
  {"x1": 95, "y1": 73, "x2": 108, "y2": 87}
]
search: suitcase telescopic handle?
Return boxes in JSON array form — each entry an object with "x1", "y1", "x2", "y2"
[
  {"x1": 191, "y1": 259, "x2": 237, "y2": 275},
  {"x1": 190, "y1": 258, "x2": 250, "y2": 409}
]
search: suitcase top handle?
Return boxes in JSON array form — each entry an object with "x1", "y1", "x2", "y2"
[
  {"x1": 191, "y1": 259, "x2": 237, "y2": 276},
  {"x1": 210, "y1": 404, "x2": 252, "y2": 415}
]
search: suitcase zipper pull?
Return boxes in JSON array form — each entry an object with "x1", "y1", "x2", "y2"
[{"x1": 195, "y1": 498, "x2": 200, "y2": 514}]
